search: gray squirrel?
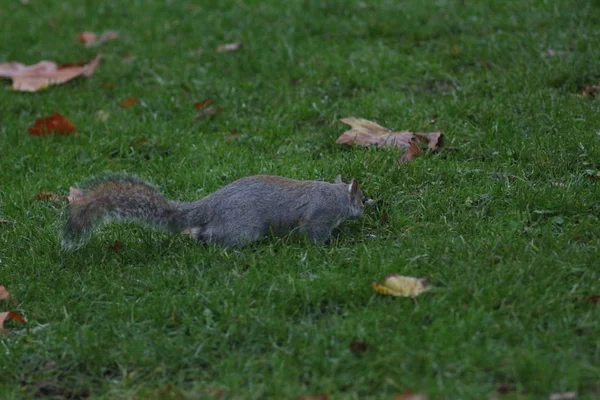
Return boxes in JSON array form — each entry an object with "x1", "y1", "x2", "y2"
[{"x1": 62, "y1": 174, "x2": 366, "y2": 249}]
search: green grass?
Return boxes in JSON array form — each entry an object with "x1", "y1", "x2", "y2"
[{"x1": 1, "y1": 0, "x2": 600, "y2": 398}]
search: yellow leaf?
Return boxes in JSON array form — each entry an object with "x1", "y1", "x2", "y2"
[{"x1": 372, "y1": 274, "x2": 430, "y2": 297}]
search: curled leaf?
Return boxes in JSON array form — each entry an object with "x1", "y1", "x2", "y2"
[
  {"x1": 336, "y1": 118, "x2": 442, "y2": 163},
  {"x1": 195, "y1": 106, "x2": 222, "y2": 120},
  {"x1": 0, "y1": 54, "x2": 101, "y2": 92},
  {"x1": 28, "y1": 112, "x2": 76, "y2": 136},
  {"x1": 0, "y1": 311, "x2": 26, "y2": 334},
  {"x1": 194, "y1": 99, "x2": 213, "y2": 109},
  {"x1": 372, "y1": 274, "x2": 431, "y2": 297}
]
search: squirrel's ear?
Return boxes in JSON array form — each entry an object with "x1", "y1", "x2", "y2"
[
  {"x1": 334, "y1": 175, "x2": 343, "y2": 184},
  {"x1": 348, "y1": 179, "x2": 359, "y2": 195}
]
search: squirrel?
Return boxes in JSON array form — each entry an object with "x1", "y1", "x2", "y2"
[{"x1": 62, "y1": 174, "x2": 366, "y2": 249}]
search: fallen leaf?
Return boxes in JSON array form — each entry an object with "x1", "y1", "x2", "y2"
[
  {"x1": 77, "y1": 32, "x2": 97, "y2": 44},
  {"x1": 0, "y1": 219, "x2": 9, "y2": 224},
  {"x1": 496, "y1": 384, "x2": 515, "y2": 395},
  {"x1": 372, "y1": 274, "x2": 431, "y2": 298},
  {"x1": 378, "y1": 212, "x2": 389, "y2": 225},
  {"x1": 0, "y1": 286, "x2": 10, "y2": 301},
  {"x1": 0, "y1": 54, "x2": 101, "y2": 92},
  {"x1": 28, "y1": 112, "x2": 76, "y2": 136},
  {"x1": 108, "y1": 240, "x2": 123, "y2": 253},
  {"x1": 225, "y1": 130, "x2": 239, "y2": 141},
  {"x1": 78, "y1": 31, "x2": 119, "y2": 47},
  {"x1": 194, "y1": 99, "x2": 213, "y2": 109},
  {"x1": 336, "y1": 118, "x2": 442, "y2": 163},
  {"x1": 103, "y1": 81, "x2": 115, "y2": 89},
  {"x1": 296, "y1": 395, "x2": 328, "y2": 400},
  {"x1": 588, "y1": 295, "x2": 599, "y2": 305},
  {"x1": 196, "y1": 106, "x2": 222, "y2": 120},
  {"x1": 549, "y1": 392, "x2": 577, "y2": 400},
  {"x1": 48, "y1": 19, "x2": 56, "y2": 28},
  {"x1": 349, "y1": 340, "x2": 368, "y2": 354},
  {"x1": 583, "y1": 85, "x2": 600, "y2": 94},
  {"x1": 0, "y1": 311, "x2": 26, "y2": 334},
  {"x1": 393, "y1": 391, "x2": 429, "y2": 400},
  {"x1": 216, "y1": 42, "x2": 242, "y2": 52},
  {"x1": 119, "y1": 97, "x2": 137, "y2": 108},
  {"x1": 399, "y1": 137, "x2": 422, "y2": 164},
  {"x1": 36, "y1": 191, "x2": 65, "y2": 202}
]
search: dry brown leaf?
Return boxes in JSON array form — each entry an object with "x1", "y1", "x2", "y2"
[
  {"x1": 0, "y1": 54, "x2": 101, "y2": 92},
  {"x1": 349, "y1": 340, "x2": 368, "y2": 354},
  {"x1": 194, "y1": 99, "x2": 213, "y2": 109},
  {"x1": 0, "y1": 286, "x2": 10, "y2": 301},
  {"x1": 119, "y1": 97, "x2": 137, "y2": 108},
  {"x1": 78, "y1": 31, "x2": 119, "y2": 47},
  {"x1": 28, "y1": 112, "x2": 76, "y2": 136},
  {"x1": 196, "y1": 106, "x2": 222, "y2": 120},
  {"x1": 216, "y1": 43, "x2": 242, "y2": 52},
  {"x1": 549, "y1": 392, "x2": 577, "y2": 400},
  {"x1": 225, "y1": 131, "x2": 240, "y2": 141},
  {"x1": 393, "y1": 391, "x2": 428, "y2": 400},
  {"x1": 372, "y1": 274, "x2": 431, "y2": 297},
  {"x1": 108, "y1": 240, "x2": 123, "y2": 253},
  {"x1": 296, "y1": 395, "x2": 328, "y2": 400},
  {"x1": 0, "y1": 311, "x2": 26, "y2": 334},
  {"x1": 36, "y1": 191, "x2": 65, "y2": 202},
  {"x1": 399, "y1": 137, "x2": 422, "y2": 164},
  {"x1": 0, "y1": 219, "x2": 10, "y2": 224},
  {"x1": 336, "y1": 118, "x2": 442, "y2": 163}
]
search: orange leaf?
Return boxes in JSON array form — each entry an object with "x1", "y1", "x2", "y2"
[
  {"x1": 28, "y1": 112, "x2": 76, "y2": 136},
  {"x1": 0, "y1": 286, "x2": 10, "y2": 301},
  {"x1": 119, "y1": 97, "x2": 137, "y2": 108},
  {"x1": 0, "y1": 311, "x2": 26, "y2": 333},
  {"x1": 194, "y1": 99, "x2": 213, "y2": 109},
  {"x1": 0, "y1": 54, "x2": 101, "y2": 92},
  {"x1": 36, "y1": 191, "x2": 65, "y2": 202}
]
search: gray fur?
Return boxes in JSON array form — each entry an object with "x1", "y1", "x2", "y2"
[{"x1": 62, "y1": 175, "x2": 365, "y2": 249}]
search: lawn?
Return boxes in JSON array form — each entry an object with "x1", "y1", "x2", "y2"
[{"x1": 1, "y1": 0, "x2": 599, "y2": 399}]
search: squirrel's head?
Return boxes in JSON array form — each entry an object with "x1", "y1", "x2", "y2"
[
  {"x1": 347, "y1": 179, "x2": 365, "y2": 217},
  {"x1": 334, "y1": 176, "x2": 368, "y2": 217}
]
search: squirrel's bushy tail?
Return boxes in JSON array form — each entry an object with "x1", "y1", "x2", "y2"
[{"x1": 61, "y1": 176, "x2": 186, "y2": 250}]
